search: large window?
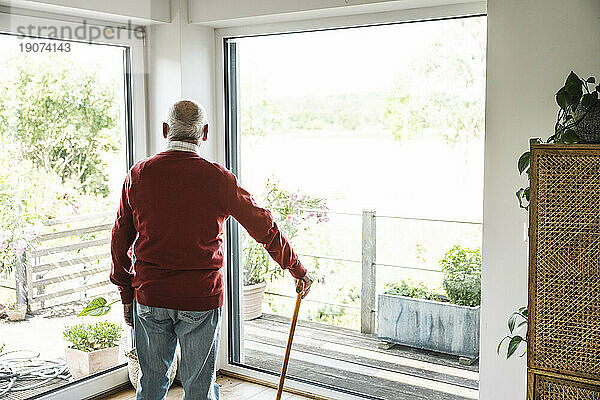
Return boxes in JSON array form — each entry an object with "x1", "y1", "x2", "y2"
[
  {"x1": 0, "y1": 18, "x2": 144, "y2": 398},
  {"x1": 225, "y1": 16, "x2": 485, "y2": 400}
]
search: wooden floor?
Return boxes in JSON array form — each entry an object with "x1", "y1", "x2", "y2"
[
  {"x1": 243, "y1": 314, "x2": 480, "y2": 400},
  {"x1": 99, "y1": 375, "x2": 311, "y2": 400}
]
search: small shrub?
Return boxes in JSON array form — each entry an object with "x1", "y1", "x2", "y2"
[
  {"x1": 440, "y1": 245, "x2": 481, "y2": 307},
  {"x1": 384, "y1": 280, "x2": 433, "y2": 300},
  {"x1": 63, "y1": 322, "x2": 122, "y2": 352}
]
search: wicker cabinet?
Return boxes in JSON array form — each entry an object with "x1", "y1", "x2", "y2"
[{"x1": 528, "y1": 144, "x2": 600, "y2": 399}]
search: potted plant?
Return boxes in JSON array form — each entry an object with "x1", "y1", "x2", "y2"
[
  {"x1": 242, "y1": 179, "x2": 328, "y2": 320},
  {"x1": 63, "y1": 321, "x2": 122, "y2": 379},
  {"x1": 4, "y1": 300, "x2": 26, "y2": 321},
  {"x1": 78, "y1": 297, "x2": 178, "y2": 388},
  {"x1": 516, "y1": 71, "x2": 599, "y2": 209},
  {"x1": 377, "y1": 245, "x2": 481, "y2": 360}
]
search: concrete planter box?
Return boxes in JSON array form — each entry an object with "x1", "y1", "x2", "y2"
[
  {"x1": 377, "y1": 294, "x2": 480, "y2": 359},
  {"x1": 65, "y1": 346, "x2": 119, "y2": 380}
]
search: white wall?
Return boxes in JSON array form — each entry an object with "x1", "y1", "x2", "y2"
[
  {"x1": 0, "y1": 0, "x2": 171, "y2": 23},
  {"x1": 145, "y1": 0, "x2": 216, "y2": 160},
  {"x1": 190, "y1": 0, "x2": 482, "y2": 26},
  {"x1": 480, "y1": 1, "x2": 600, "y2": 399}
]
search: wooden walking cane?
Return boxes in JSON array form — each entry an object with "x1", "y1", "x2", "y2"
[{"x1": 276, "y1": 291, "x2": 302, "y2": 399}]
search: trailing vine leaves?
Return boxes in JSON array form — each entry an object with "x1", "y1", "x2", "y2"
[
  {"x1": 516, "y1": 72, "x2": 599, "y2": 210},
  {"x1": 497, "y1": 306, "x2": 528, "y2": 359},
  {"x1": 506, "y1": 71, "x2": 598, "y2": 359}
]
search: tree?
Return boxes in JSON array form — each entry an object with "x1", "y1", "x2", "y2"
[
  {"x1": 0, "y1": 55, "x2": 120, "y2": 196},
  {"x1": 241, "y1": 78, "x2": 285, "y2": 136},
  {"x1": 384, "y1": 19, "x2": 486, "y2": 144}
]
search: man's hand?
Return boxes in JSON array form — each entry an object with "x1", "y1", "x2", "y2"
[
  {"x1": 123, "y1": 303, "x2": 133, "y2": 327},
  {"x1": 295, "y1": 273, "x2": 314, "y2": 299}
]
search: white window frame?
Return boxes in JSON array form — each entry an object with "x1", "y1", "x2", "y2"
[
  {"x1": 0, "y1": 11, "x2": 147, "y2": 400},
  {"x1": 214, "y1": 2, "x2": 486, "y2": 399}
]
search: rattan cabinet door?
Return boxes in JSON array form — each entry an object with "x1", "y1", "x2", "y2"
[
  {"x1": 534, "y1": 375, "x2": 600, "y2": 400},
  {"x1": 529, "y1": 145, "x2": 600, "y2": 381}
]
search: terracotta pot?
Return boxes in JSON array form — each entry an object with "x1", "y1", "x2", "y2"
[
  {"x1": 6, "y1": 305, "x2": 26, "y2": 321},
  {"x1": 65, "y1": 346, "x2": 119, "y2": 380},
  {"x1": 243, "y1": 281, "x2": 267, "y2": 321}
]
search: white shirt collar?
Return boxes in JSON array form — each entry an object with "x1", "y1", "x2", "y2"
[{"x1": 166, "y1": 140, "x2": 200, "y2": 154}]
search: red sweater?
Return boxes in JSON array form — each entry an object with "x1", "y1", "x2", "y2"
[{"x1": 109, "y1": 150, "x2": 306, "y2": 311}]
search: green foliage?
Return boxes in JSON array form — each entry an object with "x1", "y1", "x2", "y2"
[
  {"x1": 497, "y1": 307, "x2": 527, "y2": 359},
  {"x1": 78, "y1": 297, "x2": 118, "y2": 317},
  {"x1": 241, "y1": 74, "x2": 386, "y2": 136},
  {"x1": 439, "y1": 245, "x2": 481, "y2": 307},
  {"x1": 383, "y1": 279, "x2": 434, "y2": 300},
  {"x1": 384, "y1": 19, "x2": 486, "y2": 144},
  {"x1": 305, "y1": 284, "x2": 360, "y2": 328},
  {"x1": 0, "y1": 55, "x2": 122, "y2": 273},
  {"x1": 63, "y1": 322, "x2": 122, "y2": 352},
  {"x1": 516, "y1": 72, "x2": 599, "y2": 209},
  {"x1": 241, "y1": 93, "x2": 285, "y2": 136},
  {"x1": 242, "y1": 178, "x2": 328, "y2": 285},
  {"x1": 0, "y1": 55, "x2": 120, "y2": 196}
]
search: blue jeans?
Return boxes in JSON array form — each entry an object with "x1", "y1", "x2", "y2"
[{"x1": 133, "y1": 300, "x2": 222, "y2": 400}]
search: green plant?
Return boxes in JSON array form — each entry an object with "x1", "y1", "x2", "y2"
[
  {"x1": 63, "y1": 322, "x2": 122, "y2": 352},
  {"x1": 516, "y1": 71, "x2": 599, "y2": 209},
  {"x1": 497, "y1": 306, "x2": 527, "y2": 359},
  {"x1": 439, "y1": 245, "x2": 481, "y2": 307},
  {"x1": 242, "y1": 178, "x2": 328, "y2": 286},
  {"x1": 78, "y1": 297, "x2": 118, "y2": 317},
  {"x1": 0, "y1": 55, "x2": 120, "y2": 196},
  {"x1": 384, "y1": 279, "x2": 434, "y2": 300},
  {"x1": 305, "y1": 284, "x2": 360, "y2": 328}
]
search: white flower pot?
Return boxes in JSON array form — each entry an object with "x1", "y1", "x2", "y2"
[
  {"x1": 126, "y1": 347, "x2": 178, "y2": 390},
  {"x1": 6, "y1": 305, "x2": 26, "y2": 321},
  {"x1": 65, "y1": 346, "x2": 119, "y2": 380},
  {"x1": 243, "y1": 281, "x2": 267, "y2": 321}
]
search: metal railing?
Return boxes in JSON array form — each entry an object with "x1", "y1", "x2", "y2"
[{"x1": 264, "y1": 208, "x2": 482, "y2": 334}]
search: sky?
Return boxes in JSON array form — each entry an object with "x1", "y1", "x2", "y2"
[{"x1": 238, "y1": 17, "x2": 486, "y2": 98}]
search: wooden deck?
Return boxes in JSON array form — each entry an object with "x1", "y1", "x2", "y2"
[{"x1": 243, "y1": 314, "x2": 479, "y2": 400}]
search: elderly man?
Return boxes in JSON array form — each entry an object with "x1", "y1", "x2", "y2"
[{"x1": 110, "y1": 100, "x2": 313, "y2": 400}]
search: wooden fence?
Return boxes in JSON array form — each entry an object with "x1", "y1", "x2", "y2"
[
  {"x1": 15, "y1": 211, "x2": 117, "y2": 312},
  {"x1": 9, "y1": 208, "x2": 482, "y2": 330}
]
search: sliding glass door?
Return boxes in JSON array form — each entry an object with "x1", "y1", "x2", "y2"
[{"x1": 224, "y1": 16, "x2": 486, "y2": 400}]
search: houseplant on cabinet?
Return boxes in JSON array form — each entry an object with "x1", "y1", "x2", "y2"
[
  {"x1": 242, "y1": 179, "x2": 328, "y2": 320},
  {"x1": 516, "y1": 71, "x2": 599, "y2": 209},
  {"x1": 503, "y1": 71, "x2": 598, "y2": 358}
]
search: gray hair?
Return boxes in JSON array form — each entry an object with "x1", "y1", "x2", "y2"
[{"x1": 166, "y1": 100, "x2": 208, "y2": 142}]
